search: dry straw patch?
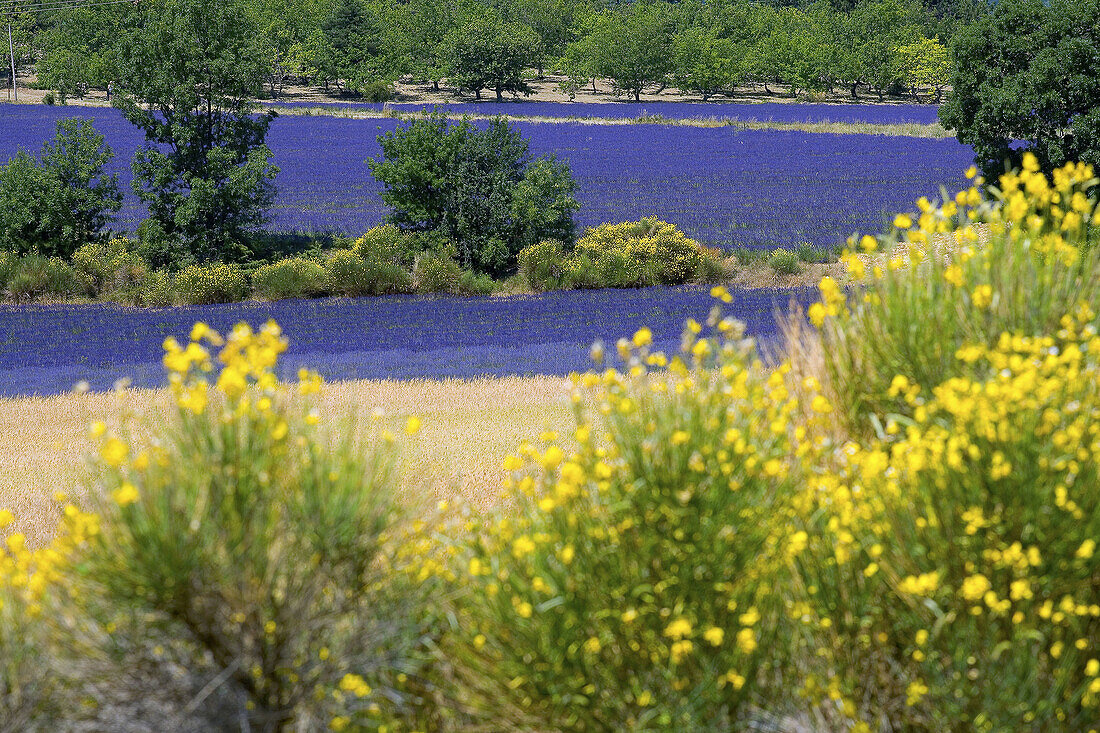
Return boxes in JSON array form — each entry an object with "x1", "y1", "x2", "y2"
[{"x1": 0, "y1": 376, "x2": 573, "y2": 546}]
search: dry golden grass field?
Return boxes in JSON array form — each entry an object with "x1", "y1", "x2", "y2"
[{"x1": 0, "y1": 376, "x2": 575, "y2": 546}]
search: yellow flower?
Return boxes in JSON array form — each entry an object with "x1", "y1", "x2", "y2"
[
  {"x1": 100, "y1": 437, "x2": 129, "y2": 467},
  {"x1": 736, "y1": 628, "x2": 757, "y2": 654},
  {"x1": 632, "y1": 327, "x2": 653, "y2": 348},
  {"x1": 960, "y1": 574, "x2": 991, "y2": 601},
  {"x1": 111, "y1": 482, "x2": 140, "y2": 507},
  {"x1": 906, "y1": 680, "x2": 928, "y2": 706},
  {"x1": 664, "y1": 618, "x2": 693, "y2": 640},
  {"x1": 583, "y1": 637, "x2": 602, "y2": 654},
  {"x1": 541, "y1": 446, "x2": 564, "y2": 470},
  {"x1": 405, "y1": 416, "x2": 422, "y2": 436},
  {"x1": 1077, "y1": 539, "x2": 1096, "y2": 559},
  {"x1": 704, "y1": 627, "x2": 725, "y2": 646},
  {"x1": 894, "y1": 213, "x2": 913, "y2": 229},
  {"x1": 637, "y1": 690, "x2": 652, "y2": 706},
  {"x1": 338, "y1": 673, "x2": 371, "y2": 697},
  {"x1": 0, "y1": 509, "x2": 12, "y2": 529}
]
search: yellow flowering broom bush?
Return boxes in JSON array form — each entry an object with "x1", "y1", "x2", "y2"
[
  {"x1": 0, "y1": 503, "x2": 98, "y2": 731},
  {"x1": 813, "y1": 155, "x2": 1100, "y2": 434},
  {"x1": 449, "y1": 293, "x2": 801, "y2": 730},
  {"x1": 78, "y1": 321, "x2": 435, "y2": 729},
  {"x1": 793, "y1": 308, "x2": 1100, "y2": 730}
]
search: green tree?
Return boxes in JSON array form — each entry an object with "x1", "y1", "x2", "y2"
[
  {"x1": 587, "y1": 3, "x2": 676, "y2": 102},
  {"x1": 320, "y1": 0, "x2": 400, "y2": 94},
  {"x1": 444, "y1": 12, "x2": 539, "y2": 100},
  {"x1": 894, "y1": 35, "x2": 948, "y2": 102},
  {"x1": 36, "y1": 3, "x2": 139, "y2": 99},
  {"x1": 0, "y1": 119, "x2": 122, "y2": 258},
  {"x1": 941, "y1": 0, "x2": 1100, "y2": 179},
  {"x1": 672, "y1": 26, "x2": 738, "y2": 100},
  {"x1": 492, "y1": 0, "x2": 577, "y2": 77},
  {"x1": 114, "y1": 0, "x2": 279, "y2": 267},
  {"x1": 368, "y1": 114, "x2": 579, "y2": 277},
  {"x1": 845, "y1": 0, "x2": 926, "y2": 100}
]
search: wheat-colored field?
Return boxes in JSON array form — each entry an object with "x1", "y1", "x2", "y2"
[{"x1": 0, "y1": 376, "x2": 574, "y2": 546}]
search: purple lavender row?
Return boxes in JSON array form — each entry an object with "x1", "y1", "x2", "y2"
[
  {"x1": 0, "y1": 285, "x2": 815, "y2": 396},
  {"x1": 0, "y1": 106, "x2": 973, "y2": 250},
  {"x1": 268, "y1": 100, "x2": 943, "y2": 126}
]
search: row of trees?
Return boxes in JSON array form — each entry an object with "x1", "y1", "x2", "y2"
[{"x1": 8, "y1": 0, "x2": 987, "y2": 103}]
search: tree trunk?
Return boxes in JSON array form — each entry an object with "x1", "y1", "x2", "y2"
[
  {"x1": 432, "y1": 80, "x2": 439, "y2": 92},
  {"x1": 850, "y1": 81, "x2": 858, "y2": 99},
  {"x1": 634, "y1": 89, "x2": 640, "y2": 101},
  {"x1": 496, "y1": 85, "x2": 502, "y2": 100},
  {"x1": 475, "y1": 88, "x2": 481, "y2": 100}
]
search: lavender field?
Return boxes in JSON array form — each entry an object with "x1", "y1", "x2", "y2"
[
  {"x1": 0, "y1": 285, "x2": 813, "y2": 396},
  {"x1": 0, "y1": 104, "x2": 973, "y2": 250}
]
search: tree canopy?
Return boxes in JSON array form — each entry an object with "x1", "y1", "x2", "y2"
[
  {"x1": 114, "y1": 0, "x2": 279, "y2": 266},
  {"x1": 940, "y1": 0, "x2": 1100, "y2": 178}
]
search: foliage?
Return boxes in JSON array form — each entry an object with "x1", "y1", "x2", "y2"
[
  {"x1": 413, "y1": 251, "x2": 464, "y2": 293},
  {"x1": 517, "y1": 238, "x2": 568, "y2": 292},
  {"x1": 767, "y1": 248, "x2": 800, "y2": 275},
  {"x1": 252, "y1": 256, "x2": 328, "y2": 299},
  {"x1": 369, "y1": 114, "x2": 578, "y2": 277},
  {"x1": 672, "y1": 26, "x2": 738, "y2": 101},
  {"x1": 173, "y1": 263, "x2": 249, "y2": 305},
  {"x1": 444, "y1": 12, "x2": 539, "y2": 101},
  {"x1": 324, "y1": 249, "x2": 414, "y2": 297},
  {"x1": 537, "y1": 217, "x2": 724, "y2": 289},
  {"x1": 72, "y1": 239, "x2": 150, "y2": 302},
  {"x1": 114, "y1": 0, "x2": 279, "y2": 266},
  {"x1": 812, "y1": 156, "x2": 1100, "y2": 434},
  {"x1": 894, "y1": 35, "x2": 949, "y2": 102},
  {"x1": 79, "y1": 321, "x2": 434, "y2": 728},
  {"x1": 585, "y1": 2, "x2": 674, "y2": 101},
  {"x1": 448, "y1": 305, "x2": 795, "y2": 729},
  {"x1": 320, "y1": 0, "x2": 400, "y2": 94},
  {"x1": 137, "y1": 269, "x2": 176, "y2": 308},
  {"x1": 792, "y1": 313, "x2": 1100, "y2": 730},
  {"x1": 6, "y1": 256, "x2": 83, "y2": 302},
  {"x1": 940, "y1": 0, "x2": 1100, "y2": 178},
  {"x1": 0, "y1": 503, "x2": 99, "y2": 731},
  {"x1": 0, "y1": 119, "x2": 122, "y2": 259}
]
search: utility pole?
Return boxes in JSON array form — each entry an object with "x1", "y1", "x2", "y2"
[{"x1": 7, "y1": 23, "x2": 15, "y2": 103}]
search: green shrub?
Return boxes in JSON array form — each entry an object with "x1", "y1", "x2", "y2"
[
  {"x1": 795, "y1": 241, "x2": 833, "y2": 263},
  {"x1": 516, "y1": 239, "x2": 567, "y2": 291},
  {"x1": 0, "y1": 251, "x2": 17, "y2": 292},
  {"x1": 137, "y1": 269, "x2": 175, "y2": 308},
  {"x1": 72, "y1": 239, "x2": 150, "y2": 300},
  {"x1": 792, "y1": 313, "x2": 1100, "y2": 730},
  {"x1": 812, "y1": 157, "x2": 1100, "y2": 434},
  {"x1": 572, "y1": 218, "x2": 715, "y2": 288},
  {"x1": 252, "y1": 256, "x2": 327, "y2": 300},
  {"x1": 414, "y1": 251, "x2": 463, "y2": 293},
  {"x1": 325, "y1": 249, "x2": 414, "y2": 297},
  {"x1": 0, "y1": 119, "x2": 122, "y2": 260},
  {"x1": 6, "y1": 256, "x2": 83, "y2": 302},
  {"x1": 767, "y1": 248, "x2": 800, "y2": 275},
  {"x1": 454, "y1": 269, "x2": 498, "y2": 296},
  {"x1": 450, "y1": 314, "x2": 796, "y2": 729},
  {"x1": 361, "y1": 80, "x2": 395, "y2": 102},
  {"x1": 42, "y1": 92, "x2": 55, "y2": 106},
  {"x1": 81, "y1": 322, "x2": 436, "y2": 728},
  {"x1": 173, "y1": 263, "x2": 248, "y2": 305}
]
